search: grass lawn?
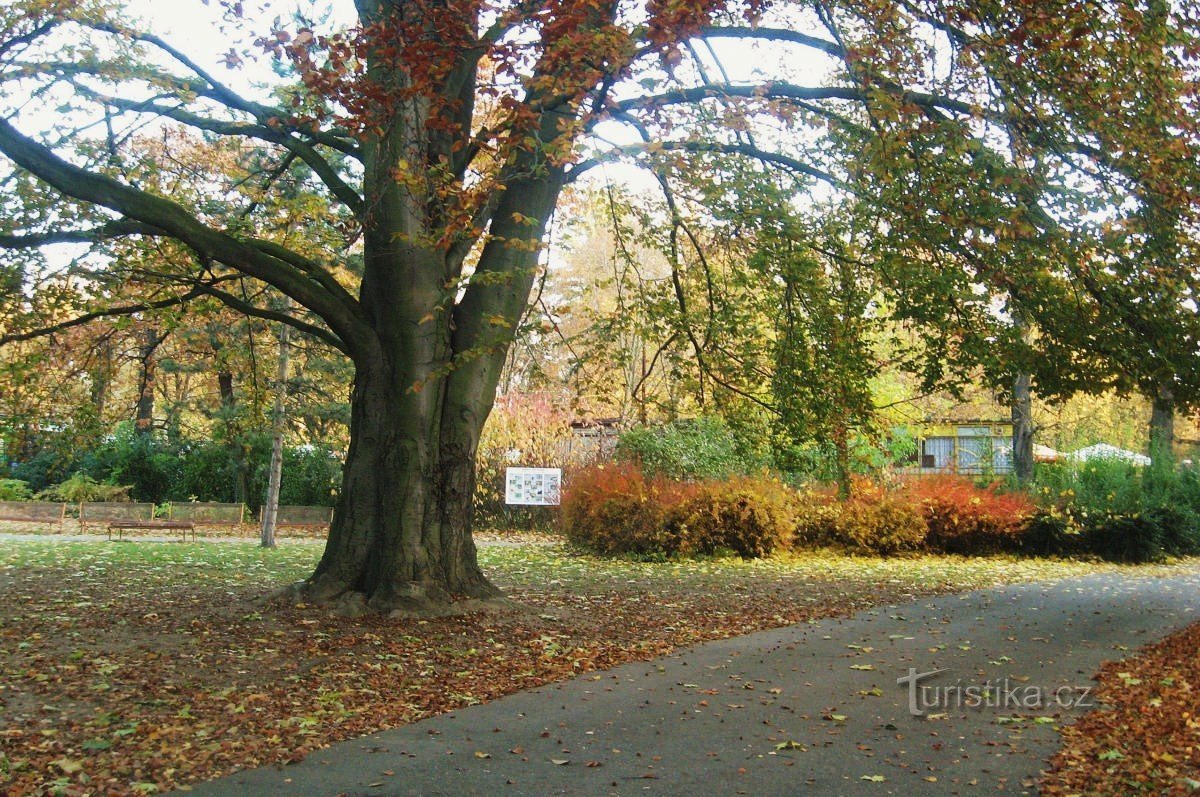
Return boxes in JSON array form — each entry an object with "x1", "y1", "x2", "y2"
[{"x1": 0, "y1": 534, "x2": 1192, "y2": 795}]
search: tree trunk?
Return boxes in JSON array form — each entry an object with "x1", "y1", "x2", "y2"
[
  {"x1": 833, "y1": 423, "x2": 852, "y2": 500},
  {"x1": 284, "y1": 0, "x2": 571, "y2": 614},
  {"x1": 1011, "y1": 371, "x2": 1034, "y2": 484},
  {"x1": 261, "y1": 319, "x2": 290, "y2": 549},
  {"x1": 90, "y1": 333, "x2": 114, "y2": 415},
  {"x1": 217, "y1": 370, "x2": 251, "y2": 505},
  {"x1": 1149, "y1": 381, "x2": 1175, "y2": 469},
  {"x1": 134, "y1": 327, "x2": 164, "y2": 434},
  {"x1": 295, "y1": 351, "x2": 499, "y2": 615}
]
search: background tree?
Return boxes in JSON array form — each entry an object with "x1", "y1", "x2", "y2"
[{"x1": 2, "y1": 0, "x2": 1197, "y2": 613}]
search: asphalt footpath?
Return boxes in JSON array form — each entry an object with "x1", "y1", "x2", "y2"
[{"x1": 181, "y1": 567, "x2": 1200, "y2": 796}]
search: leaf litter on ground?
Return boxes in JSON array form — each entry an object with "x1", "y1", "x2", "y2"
[{"x1": 0, "y1": 533, "x2": 1192, "y2": 795}]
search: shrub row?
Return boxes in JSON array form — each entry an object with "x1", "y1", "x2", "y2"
[
  {"x1": 561, "y1": 464, "x2": 797, "y2": 558},
  {"x1": 1028, "y1": 458, "x2": 1200, "y2": 562},
  {"x1": 562, "y1": 467, "x2": 1200, "y2": 562},
  {"x1": 1020, "y1": 507, "x2": 1200, "y2": 564}
]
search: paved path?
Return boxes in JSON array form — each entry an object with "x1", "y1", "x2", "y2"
[{"x1": 183, "y1": 568, "x2": 1200, "y2": 796}]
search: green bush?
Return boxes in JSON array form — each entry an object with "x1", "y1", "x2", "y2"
[
  {"x1": 9, "y1": 448, "x2": 78, "y2": 493},
  {"x1": 81, "y1": 426, "x2": 181, "y2": 504},
  {"x1": 0, "y1": 478, "x2": 32, "y2": 501},
  {"x1": 1032, "y1": 459, "x2": 1143, "y2": 518},
  {"x1": 36, "y1": 472, "x2": 132, "y2": 503},
  {"x1": 1143, "y1": 506, "x2": 1200, "y2": 557},
  {"x1": 279, "y1": 445, "x2": 342, "y2": 506},
  {"x1": 661, "y1": 477, "x2": 798, "y2": 558},
  {"x1": 175, "y1": 439, "x2": 246, "y2": 503},
  {"x1": 1020, "y1": 512, "x2": 1084, "y2": 558},
  {"x1": 1084, "y1": 514, "x2": 1165, "y2": 563},
  {"x1": 615, "y1": 416, "x2": 748, "y2": 480}
]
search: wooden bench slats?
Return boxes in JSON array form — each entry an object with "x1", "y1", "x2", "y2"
[{"x1": 106, "y1": 519, "x2": 195, "y2": 542}]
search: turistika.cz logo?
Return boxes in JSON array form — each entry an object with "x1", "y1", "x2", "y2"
[{"x1": 896, "y1": 668, "x2": 1095, "y2": 717}]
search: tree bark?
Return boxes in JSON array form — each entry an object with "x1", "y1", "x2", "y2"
[
  {"x1": 1011, "y1": 371, "x2": 1034, "y2": 484},
  {"x1": 261, "y1": 319, "x2": 290, "y2": 549},
  {"x1": 217, "y1": 369, "x2": 251, "y2": 505},
  {"x1": 134, "y1": 327, "x2": 164, "y2": 434},
  {"x1": 1149, "y1": 380, "x2": 1175, "y2": 469},
  {"x1": 296, "y1": 349, "x2": 499, "y2": 615}
]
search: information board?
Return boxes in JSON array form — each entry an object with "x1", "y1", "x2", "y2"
[{"x1": 504, "y1": 467, "x2": 562, "y2": 506}]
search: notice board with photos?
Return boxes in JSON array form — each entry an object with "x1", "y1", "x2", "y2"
[{"x1": 504, "y1": 467, "x2": 562, "y2": 506}]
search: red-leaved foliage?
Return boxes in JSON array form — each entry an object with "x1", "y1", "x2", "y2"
[
  {"x1": 560, "y1": 463, "x2": 699, "y2": 556},
  {"x1": 901, "y1": 475, "x2": 1036, "y2": 554}
]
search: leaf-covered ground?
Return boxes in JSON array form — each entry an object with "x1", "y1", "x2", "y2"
[
  {"x1": 1041, "y1": 619, "x2": 1200, "y2": 795},
  {"x1": 0, "y1": 533, "x2": 1187, "y2": 796}
]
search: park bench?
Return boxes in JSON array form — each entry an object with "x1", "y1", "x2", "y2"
[
  {"x1": 273, "y1": 504, "x2": 334, "y2": 530},
  {"x1": 0, "y1": 500, "x2": 67, "y2": 532},
  {"x1": 105, "y1": 518, "x2": 196, "y2": 542},
  {"x1": 167, "y1": 501, "x2": 246, "y2": 527},
  {"x1": 79, "y1": 501, "x2": 153, "y2": 533}
]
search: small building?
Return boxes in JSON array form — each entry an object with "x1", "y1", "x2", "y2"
[
  {"x1": 903, "y1": 421, "x2": 1014, "y2": 475},
  {"x1": 563, "y1": 417, "x2": 621, "y2": 464}
]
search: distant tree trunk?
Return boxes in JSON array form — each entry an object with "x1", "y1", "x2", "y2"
[
  {"x1": 1148, "y1": 380, "x2": 1175, "y2": 469},
  {"x1": 832, "y1": 423, "x2": 852, "y2": 500},
  {"x1": 261, "y1": 320, "x2": 290, "y2": 549},
  {"x1": 1011, "y1": 371, "x2": 1034, "y2": 484},
  {"x1": 89, "y1": 333, "x2": 114, "y2": 416},
  {"x1": 217, "y1": 369, "x2": 251, "y2": 505},
  {"x1": 134, "y1": 327, "x2": 165, "y2": 434}
]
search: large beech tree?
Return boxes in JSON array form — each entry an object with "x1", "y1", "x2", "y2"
[{"x1": 1, "y1": 0, "x2": 1196, "y2": 612}]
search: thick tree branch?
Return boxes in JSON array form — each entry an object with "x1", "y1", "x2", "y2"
[
  {"x1": 699, "y1": 26, "x2": 844, "y2": 57},
  {"x1": 0, "y1": 117, "x2": 375, "y2": 358},
  {"x1": 616, "y1": 81, "x2": 979, "y2": 118}
]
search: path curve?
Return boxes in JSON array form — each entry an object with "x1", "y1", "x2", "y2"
[{"x1": 182, "y1": 567, "x2": 1200, "y2": 796}]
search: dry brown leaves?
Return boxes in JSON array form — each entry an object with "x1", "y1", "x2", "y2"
[
  {"x1": 1042, "y1": 620, "x2": 1200, "y2": 796},
  {"x1": 0, "y1": 536, "x2": 1170, "y2": 796}
]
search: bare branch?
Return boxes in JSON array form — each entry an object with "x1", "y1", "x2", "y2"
[
  {"x1": 614, "y1": 141, "x2": 842, "y2": 187},
  {"x1": 700, "y1": 26, "x2": 844, "y2": 58},
  {"x1": 191, "y1": 283, "x2": 347, "y2": 353},
  {"x1": 0, "y1": 220, "x2": 164, "y2": 248},
  {"x1": 75, "y1": 88, "x2": 365, "y2": 217},
  {"x1": 1, "y1": 285, "x2": 207, "y2": 345},
  {"x1": 616, "y1": 81, "x2": 979, "y2": 118}
]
